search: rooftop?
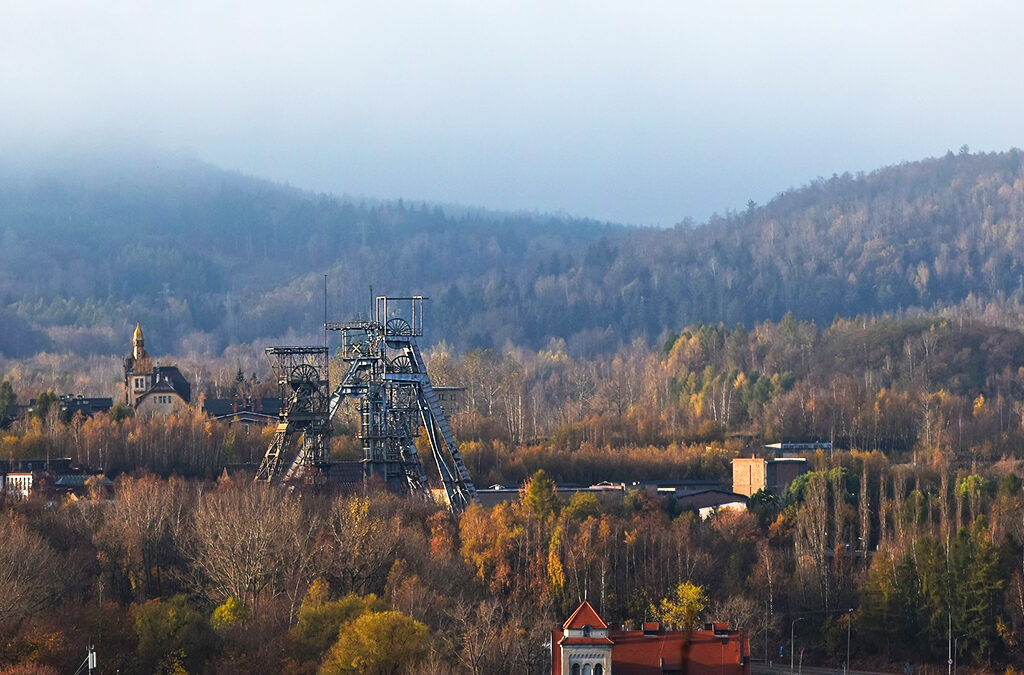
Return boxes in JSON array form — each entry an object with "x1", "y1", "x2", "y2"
[{"x1": 563, "y1": 600, "x2": 608, "y2": 630}]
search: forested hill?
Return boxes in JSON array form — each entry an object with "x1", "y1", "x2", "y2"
[
  {"x1": 644, "y1": 148, "x2": 1024, "y2": 330},
  {"x1": 0, "y1": 149, "x2": 619, "y2": 357},
  {"x1": 2, "y1": 147, "x2": 1024, "y2": 358}
]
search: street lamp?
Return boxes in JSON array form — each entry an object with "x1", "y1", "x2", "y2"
[
  {"x1": 845, "y1": 608, "x2": 853, "y2": 675},
  {"x1": 953, "y1": 634, "x2": 967, "y2": 675},
  {"x1": 790, "y1": 617, "x2": 805, "y2": 674},
  {"x1": 765, "y1": 599, "x2": 770, "y2": 666}
]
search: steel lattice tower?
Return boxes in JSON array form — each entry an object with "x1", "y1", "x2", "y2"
[
  {"x1": 255, "y1": 346, "x2": 331, "y2": 482},
  {"x1": 326, "y1": 296, "x2": 479, "y2": 513}
]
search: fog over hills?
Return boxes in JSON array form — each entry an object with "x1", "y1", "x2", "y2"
[{"x1": 2, "y1": 147, "x2": 1024, "y2": 359}]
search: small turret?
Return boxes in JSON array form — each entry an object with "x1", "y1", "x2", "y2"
[{"x1": 132, "y1": 322, "x2": 145, "y2": 359}]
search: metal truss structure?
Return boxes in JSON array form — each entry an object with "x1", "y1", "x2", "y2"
[
  {"x1": 255, "y1": 346, "x2": 330, "y2": 482},
  {"x1": 326, "y1": 296, "x2": 479, "y2": 514}
]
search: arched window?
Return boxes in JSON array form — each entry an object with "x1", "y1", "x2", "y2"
[
  {"x1": 583, "y1": 665, "x2": 592, "y2": 675},
  {"x1": 571, "y1": 664, "x2": 580, "y2": 675},
  {"x1": 582, "y1": 625, "x2": 591, "y2": 637},
  {"x1": 594, "y1": 665, "x2": 604, "y2": 675}
]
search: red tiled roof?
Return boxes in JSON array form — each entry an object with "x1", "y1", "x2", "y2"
[
  {"x1": 562, "y1": 600, "x2": 609, "y2": 630},
  {"x1": 610, "y1": 628, "x2": 749, "y2": 675}
]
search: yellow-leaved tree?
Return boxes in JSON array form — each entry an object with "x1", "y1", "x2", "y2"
[
  {"x1": 319, "y1": 610, "x2": 428, "y2": 675},
  {"x1": 653, "y1": 581, "x2": 707, "y2": 630}
]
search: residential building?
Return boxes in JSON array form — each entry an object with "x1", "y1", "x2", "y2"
[
  {"x1": 0, "y1": 458, "x2": 110, "y2": 500},
  {"x1": 56, "y1": 395, "x2": 113, "y2": 420},
  {"x1": 123, "y1": 323, "x2": 191, "y2": 415},
  {"x1": 202, "y1": 396, "x2": 283, "y2": 427},
  {"x1": 3, "y1": 472, "x2": 34, "y2": 500}
]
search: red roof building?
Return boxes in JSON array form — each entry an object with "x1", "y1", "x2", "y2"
[{"x1": 553, "y1": 601, "x2": 750, "y2": 675}]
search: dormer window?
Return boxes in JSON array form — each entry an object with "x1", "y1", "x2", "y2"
[{"x1": 582, "y1": 625, "x2": 591, "y2": 637}]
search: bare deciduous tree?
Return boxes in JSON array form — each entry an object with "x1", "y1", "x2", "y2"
[
  {"x1": 0, "y1": 517, "x2": 62, "y2": 628},
  {"x1": 187, "y1": 479, "x2": 309, "y2": 612}
]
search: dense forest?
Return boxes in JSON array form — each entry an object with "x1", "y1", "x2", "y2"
[
  {"x1": 6, "y1": 148, "x2": 1024, "y2": 672},
  {"x1": 3, "y1": 311, "x2": 1024, "y2": 671},
  {"x1": 1, "y1": 419, "x2": 1024, "y2": 673},
  {"x1": 4, "y1": 147, "x2": 1024, "y2": 363},
  {"x1": 5, "y1": 313, "x2": 1024, "y2": 477}
]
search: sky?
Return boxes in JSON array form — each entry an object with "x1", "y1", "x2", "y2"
[{"x1": 3, "y1": 1, "x2": 1024, "y2": 226}]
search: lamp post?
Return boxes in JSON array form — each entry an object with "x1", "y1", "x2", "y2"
[
  {"x1": 790, "y1": 617, "x2": 805, "y2": 674},
  {"x1": 953, "y1": 634, "x2": 967, "y2": 675},
  {"x1": 765, "y1": 599, "x2": 770, "y2": 666},
  {"x1": 947, "y1": 613, "x2": 952, "y2": 675},
  {"x1": 845, "y1": 608, "x2": 852, "y2": 675}
]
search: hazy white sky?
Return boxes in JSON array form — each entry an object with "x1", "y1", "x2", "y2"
[{"x1": 3, "y1": 1, "x2": 1024, "y2": 225}]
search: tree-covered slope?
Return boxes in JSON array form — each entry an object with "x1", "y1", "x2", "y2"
[
  {"x1": 0, "y1": 149, "x2": 618, "y2": 356},
  {"x1": 663, "y1": 148, "x2": 1024, "y2": 326},
  {"x1": 3, "y1": 147, "x2": 1024, "y2": 358},
  {"x1": 424, "y1": 148, "x2": 1024, "y2": 353}
]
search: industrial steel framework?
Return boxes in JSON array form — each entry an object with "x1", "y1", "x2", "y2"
[
  {"x1": 255, "y1": 295, "x2": 478, "y2": 514},
  {"x1": 255, "y1": 346, "x2": 331, "y2": 482},
  {"x1": 326, "y1": 296, "x2": 479, "y2": 513}
]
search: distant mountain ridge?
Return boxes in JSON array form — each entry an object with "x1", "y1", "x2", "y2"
[
  {"x1": 2, "y1": 147, "x2": 1024, "y2": 358},
  {"x1": 0, "y1": 148, "x2": 620, "y2": 357}
]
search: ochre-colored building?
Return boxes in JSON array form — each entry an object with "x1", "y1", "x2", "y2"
[
  {"x1": 552, "y1": 601, "x2": 750, "y2": 675},
  {"x1": 732, "y1": 456, "x2": 807, "y2": 497},
  {"x1": 123, "y1": 323, "x2": 191, "y2": 416}
]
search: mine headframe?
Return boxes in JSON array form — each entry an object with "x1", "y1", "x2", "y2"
[
  {"x1": 326, "y1": 295, "x2": 480, "y2": 514},
  {"x1": 255, "y1": 346, "x2": 331, "y2": 483}
]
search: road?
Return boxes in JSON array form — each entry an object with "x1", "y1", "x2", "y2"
[{"x1": 752, "y1": 664, "x2": 904, "y2": 675}]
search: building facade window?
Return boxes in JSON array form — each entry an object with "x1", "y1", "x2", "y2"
[
  {"x1": 594, "y1": 665, "x2": 603, "y2": 675},
  {"x1": 571, "y1": 665, "x2": 580, "y2": 675},
  {"x1": 583, "y1": 665, "x2": 592, "y2": 675}
]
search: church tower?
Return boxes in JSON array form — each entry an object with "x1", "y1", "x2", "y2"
[{"x1": 124, "y1": 322, "x2": 153, "y2": 407}]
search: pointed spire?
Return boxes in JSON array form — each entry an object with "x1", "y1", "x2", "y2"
[{"x1": 132, "y1": 323, "x2": 147, "y2": 360}]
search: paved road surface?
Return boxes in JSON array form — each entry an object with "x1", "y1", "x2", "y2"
[{"x1": 752, "y1": 664, "x2": 905, "y2": 675}]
